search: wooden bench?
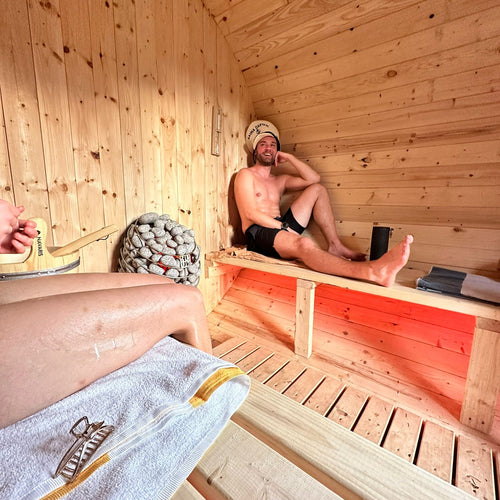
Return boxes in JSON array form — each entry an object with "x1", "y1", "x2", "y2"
[
  {"x1": 183, "y1": 381, "x2": 475, "y2": 499},
  {"x1": 206, "y1": 247, "x2": 500, "y2": 435}
]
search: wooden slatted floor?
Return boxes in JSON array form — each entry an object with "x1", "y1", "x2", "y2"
[
  {"x1": 208, "y1": 268, "x2": 500, "y2": 499},
  {"x1": 212, "y1": 336, "x2": 499, "y2": 499}
]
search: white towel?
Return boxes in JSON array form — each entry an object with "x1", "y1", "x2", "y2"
[
  {"x1": 0, "y1": 336, "x2": 250, "y2": 499},
  {"x1": 461, "y1": 272, "x2": 500, "y2": 304}
]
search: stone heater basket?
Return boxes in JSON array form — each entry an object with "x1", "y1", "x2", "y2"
[{"x1": 118, "y1": 212, "x2": 201, "y2": 286}]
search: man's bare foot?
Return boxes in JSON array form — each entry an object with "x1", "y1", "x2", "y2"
[
  {"x1": 328, "y1": 242, "x2": 366, "y2": 261},
  {"x1": 368, "y1": 235, "x2": 413, "y2": 287}
]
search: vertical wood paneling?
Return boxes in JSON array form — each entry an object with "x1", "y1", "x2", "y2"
[
  {"x1": 88, "y1": 0, "x2": 127, "y2": 267},
  {"x1": 188, "y1": 0, "x2": 206, "y2": 245},
  {"x1": 173, "y1": 0, "x2": 193, "y2": 230},
  {"x1": 188, "y1": 0, "x2": 207, "y2": 298},
  {"x1": 1, "y1": 0, "x2": 254, "y2": 309},
  {"x1": 0, "y1": 89, "x2": 13, "y2": 204},
  {"x1": 155, "y1": 0, "x2": 178, "y2": 219},
  {"x1": 217, "y1": 33, "x2": 242, "y2": 248},
  {"x1": 136, "y1": 0, "x2": 162, "y2": 215},
  {"x1": 60, "y1": 0, "x2": 107, "y2": 272},
  {"x1": 114, "y1": 0, "x2": 145, "y2": 224},
  {"x1": 28, "y1": 0, "x2": 80, "y2": 245},
  {"x1": 203, "y1": 11, "x2": 218, "y2": 248},
  {"x1": 203, "y1": 6, "x2": 223, "y2": 310},
  {"x1": 0, "y1": 0, "x2": 49, "y2": 219}
]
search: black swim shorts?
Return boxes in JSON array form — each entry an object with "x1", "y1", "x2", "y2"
[{"x1": 245, "y1": 208, "x2": 306, "y2": 259}]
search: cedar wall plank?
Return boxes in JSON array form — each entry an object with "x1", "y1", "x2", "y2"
[
  {"x1": 309, "y1": 141, "x2": 500, "y2": 173},
  {"x1": 114, "y1": 0, "x2": 146, "y2": 224},
  {"x1": 281, "y1": 93, "x2": 500, "y2": 144},
  {"x1": 0, "y1": 90, "x2": 12, "y2": 203},
  {"x1": 246, "y1": 4, "x2": 500, "y2": 90},
  {"x1": 136, "y1": 0, "x2": 163, "y2": 216},
  {"x1": 188, "y1": 0, "x2": 207, "y2": 298},
  {"x1": 232, "y1": 275, "x2": 474, "y2": 356},
  {"x1": 236, "y1": 268, "x2": 475, "y2": 333},
  {"x1": 235, "y1": 0, "x2": 500, "y2": 70},
  {"x1": 285, "y1": 116, "x2": 500, "y2": 158},
  {"x1": 254, "y1": 37, "x2": 500, "y2": 115},
  {"x1": 320, "y1": 164, "x2": 500, "y2": 189},
  {"x1": 203, "y1": 6, "x2": 221, "y2": 307},
  {"x1": 266, "y1": 66, "x2": 500, "y2": 129},
  {"x1": 88, "y1": 0, "x2": 127, "y2": 267},
  {"x1": 235, "y1": 0, "x2": 423, "y2": 68},
  {"x1": 214, "y1": 0, "x2": 287, "y2": 37},
  {"x1": 225, "y1": 286, "x2": 470, "y2": 380},
  {"x1": 27, "y1": 0, "x2": 81, "y2": 245},
  {"x1": 173, "y1": 0, "x2": 193, "y2": 230},
  {"x1": 156, "y1": 0, "x2": 179, "y2": 219},
  {"x1": 0, "y1": 0, "x2": 49, "y2": 218},
  {"x1": 216, "y1": 294, "x2": 469, "y2": 405},
  {"x1": 60, "y1": 0, "x2": 107, "y2": 272}
]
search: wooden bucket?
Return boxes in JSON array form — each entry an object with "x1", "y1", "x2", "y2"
[{"x1": 0, "y1": 218, "x2": 117, "y2": 280}]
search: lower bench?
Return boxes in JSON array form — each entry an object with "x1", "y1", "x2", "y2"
[
  {"x1": 182, "y1": 381, "x2": 475, "y2": 499},
  {"x1": 206, "y1": 247, "x2": 500, "y2": 435}
]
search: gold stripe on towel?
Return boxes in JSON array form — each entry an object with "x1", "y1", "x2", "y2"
[
  {"x1": 41, "y1": 453, "x2": 110, "y2": 500},
  {"x1": 189, "y1": 367, "x2": 246, "y2": 408}
]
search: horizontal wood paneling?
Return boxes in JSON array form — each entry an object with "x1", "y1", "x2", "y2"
[
  {"x1": 202, "y1": 0, "x2": 500, "y2": 278},
  {"x1": 246, "y1": 4, "x2": 500, "y2": 93}
]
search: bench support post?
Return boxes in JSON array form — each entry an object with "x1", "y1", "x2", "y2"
[
  {"x1": 295, "y1": 279, "x2": 316, "y2": 358},
  {"x1": 460, "y1": 318, "x2": 500, "y2": 433}
]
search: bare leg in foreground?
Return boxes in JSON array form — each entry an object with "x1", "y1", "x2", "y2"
[
  {"x1": 275, "y1": 233, "x2": 413, "y2": 287},
  {"x1": 0, "y1": 274, "x2": 212, "y2": 428}
]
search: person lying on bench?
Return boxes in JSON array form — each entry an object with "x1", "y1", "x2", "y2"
[
  {"x1": 234, "y1": 120, "x2": 413, "y2": 287},
  {"x1": 0, "y1": 199, "x2": 212, "y2": 429}
]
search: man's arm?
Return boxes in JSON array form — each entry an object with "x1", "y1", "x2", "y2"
[
  {"x1": 276, "y1": 151, "x2": 320, "y2": 191},
  {"x1": 234, "y1": 170, "x2": 282, "y2": 231}
]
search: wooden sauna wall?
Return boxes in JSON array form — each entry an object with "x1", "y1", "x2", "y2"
[
  {"x1": 205, "y1": 0, "x2": 500, "y2": 278},
  {"x1": 0, "y1": 0, "x2": 253, "y2": 306}
]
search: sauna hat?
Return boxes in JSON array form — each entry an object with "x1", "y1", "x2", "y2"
[{"x1": 245, "y1": 120, "x2": 280, "y2": 152}]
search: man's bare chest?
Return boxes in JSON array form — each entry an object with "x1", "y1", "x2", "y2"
[{"x1": 253, "y1": 177, "x2": 283, "y2": 204}]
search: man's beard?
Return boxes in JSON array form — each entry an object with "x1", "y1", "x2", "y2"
[{"x1": 255, "y1": 152, "x2": 275, "y2": 166}]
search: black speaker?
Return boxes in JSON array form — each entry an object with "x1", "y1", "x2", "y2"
[{"x1": 370, "y1": 226, "x2": 391, "y2": 260}]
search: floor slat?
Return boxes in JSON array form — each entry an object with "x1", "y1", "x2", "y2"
[{"x1": 212, "y1": 336, "x2": 499, "y2": 498}]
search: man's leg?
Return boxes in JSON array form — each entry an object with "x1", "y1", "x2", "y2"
[
  {"x1": 289, "y1": 183, "x2": 365, "y2": 261},
  {"x1": 0, "y1": 281, "x2": 212, "y2": 428},
  {"x1": 274, "y1": 230, "x2": 413, "y2": 287}
]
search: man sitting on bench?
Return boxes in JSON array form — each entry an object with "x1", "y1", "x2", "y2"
[{"x1": 234, "y1": 120, "x2": 413, "y2": 287}]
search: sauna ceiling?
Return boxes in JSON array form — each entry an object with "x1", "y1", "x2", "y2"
[
  {"x1": 201, "y1": 0, "x2": 498, "y2": 154},
  {"x1": 201, "y1": 0, "x2": 431, "y2": 147}
]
